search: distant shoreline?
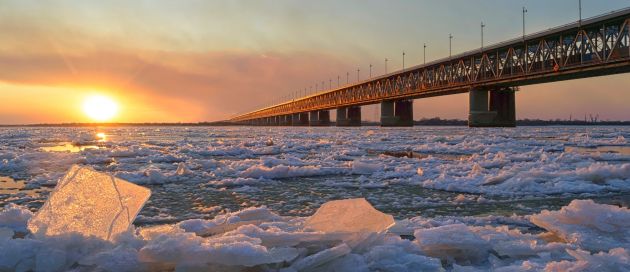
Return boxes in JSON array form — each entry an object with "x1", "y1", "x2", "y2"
[{"x1": 2, "y1": 118, "x2": 630, "y2": 127}]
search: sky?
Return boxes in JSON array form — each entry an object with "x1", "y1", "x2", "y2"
[{"x1": 0, "y1": 0, "x2": 629, "y2": 124}]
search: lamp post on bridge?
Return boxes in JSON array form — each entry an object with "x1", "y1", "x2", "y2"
[
  {"x1": 357, "y1": 68, "x2": 360, "y2": 82},
  {"x1": 346, "y1": 72, "x2": 349, "y2": 84},
  {"x1": 522, "y1": 7, "x2": 527, "y2": 41},
  {"x1": 369, "y1": 64, "x2": 372, "y2": 78},
  {"x1": 423, "y1": 43, "x2": 427, "y2": 65},
  {"x1": 337, "y1": 75, "x2": 340, "y2": 87},
  {"x1": 329, "y1": 79, "x2": 332, "y2": 89},
  {"x1": 578, "y1": 0, "x2": 582, "y2": 27},
  {"x1": 321, "y1": 81, "x2": 324, "y2": 92},
  {"x1": 481, "y1": 22, "x2": 486, "y2": 51},
  {"x1": 402, "y1": 51, "x2": 406, "y2": 70},
  {"x1": 449, "y1": 34, "x2": 453, "y2": 59},
  {"x1": 385, "y1": 58, "x2": 388, "y2": 74}
]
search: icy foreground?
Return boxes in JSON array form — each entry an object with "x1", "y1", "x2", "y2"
[
  {"x1": 1, "y1": 126, "x2": 630, "y2": 270},
  {"x1": 1, "y1": 198, "x2": 629, "y2": 271}
]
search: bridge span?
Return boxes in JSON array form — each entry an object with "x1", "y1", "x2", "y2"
[{"x1": 232, "y1": 8, "x2": 630, "y2": 127}]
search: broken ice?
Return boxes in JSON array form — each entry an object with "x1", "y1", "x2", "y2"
[
  {"x1": 304, "y1": 198, "x2": 394, "y2": 233},
  {"x1": 27, "y1": 165, "x2": 151, "y2": 241}
]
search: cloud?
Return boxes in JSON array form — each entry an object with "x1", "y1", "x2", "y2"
[{"x1": 0, "y1": 48, "x2": 353, "y2": 122}]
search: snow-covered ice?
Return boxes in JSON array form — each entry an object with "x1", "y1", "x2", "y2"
[
  {"x1": 530, "y1": 199, "x2": 630, "y2": 252},
  {"x1": 1, "y1": 126, "x2": 630, "y2": 270},
  {"x1": 1, "y1": 199, "x2": 629, "y2": 271}
]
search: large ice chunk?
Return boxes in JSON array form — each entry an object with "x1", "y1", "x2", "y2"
[
  {"x1": 544, "y1": 248, "x2": 630, "y2": 271},
  {"x1": 414, "y1": 224, "x2": 490, "y2": 265},
  {"x1": 286, "y1": 243, "x2": 352, "y2": 271},
  {"x1": 530, "y1": 199, "x2": 630, "y2": 251},
  {"x1": 0, "y1": 203, "x2": 33, "y2": 232},
  {"x1": 27, "y1": 165, "x2": 151, "y2": 241},
  {"x1": 304, "y1": 198, "x2": 394, "y2": 233}
]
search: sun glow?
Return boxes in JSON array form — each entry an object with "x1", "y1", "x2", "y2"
[{"x1": 82, "y1": 95, "x2": 118, "y2": 122}]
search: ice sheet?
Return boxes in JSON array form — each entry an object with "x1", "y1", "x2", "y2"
[
  {"x1": 304, "y1": 198, "x2": 394, "y2": 233},
  {"x1": 530, "y1": 199, "x2": 630, "y2": 252},
  {"x1": 27, "y1": 165, "x2": 151, "y2": 241}
]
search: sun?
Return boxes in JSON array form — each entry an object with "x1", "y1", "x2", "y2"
[{"x1": 82, "y1": 95, "x2": 119, "y2": 122}]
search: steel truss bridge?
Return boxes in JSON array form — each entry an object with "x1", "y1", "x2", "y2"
[{"x1": 232, "y1": 8, "x2": 630, "y2": 127}]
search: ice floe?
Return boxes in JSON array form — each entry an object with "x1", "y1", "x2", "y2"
[{"x1": 27, "y1": 165, "x2": 150, "y2": 241}]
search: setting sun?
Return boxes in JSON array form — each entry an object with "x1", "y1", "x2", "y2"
[{"x1": 82, "y1": 95, "x2": 118, "y2": 122}]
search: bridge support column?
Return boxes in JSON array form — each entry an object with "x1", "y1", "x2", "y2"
[
  {"x1": 336, "y1": 106, "x2": 361, "y2": 126},
  {"x1": 380, "y1": 99, "x2": 413, "y2": 127},
  {"x1": 291, "y1": 113, "x2": 309, "y2": 126},
  {"x1": 309, "y1": 110, "x2": 331, "y2": 126},
  {"x1": 468, "y1": 87, "x2": 516, "y2": 127},
  {"x1": 284, "y1": 115, "x2": 293, "y2": 126}
]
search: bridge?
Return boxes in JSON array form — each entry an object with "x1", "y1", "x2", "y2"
[{"x1": 231, "y1": 8, "x2": 630, "y2": 127}]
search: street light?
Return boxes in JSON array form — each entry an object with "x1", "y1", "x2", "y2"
[
  {"x1": 357, "y1": 68, "x2": 360, "y2": 82},
  {"x1": 337, "y1": 75, "x2": 340, "y2": 87},
  {"x1": 369, "y1": 64, "x2": 372, "y2": 78},
  {"x1": 578, "y1": 0, "x2": 582, "y2": 27},
  {"x1": 402, "y1": 51, "x2": 406, "y2": 70},
  {"x1": 385, "y1": 58, "x2": 388, "y2": 74},
  {"x1": 423, "y1": 43, "x2": 427, "y2": 65},
  {"x1": 481, "y1": 22, "x2": 486, "y2": 51},
  {"x1": 449, "y1": 34, "x2": 453, "y2": 58},
  {"x1": 522, "y1": 7, "x2": 527, "y2": 41},
  {"x1": 346, "y1": 72, "x2": 349, "y2": 84}
]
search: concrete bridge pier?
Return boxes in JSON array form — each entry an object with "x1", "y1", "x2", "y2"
[
  {"x1": 284, "y1": 115, "x2": 293, "y2": 126},
  {"x1": 292, "y1": 112, "x2": 309, "y2": 126},
  {"x1": 380, "y1": 99, "x2": 413, "y2": 127},
  {"x1": 309, "y1": 110, "x2": 331, "y2": 126},
  {"x1": 336, "y1": 106, "x2": 361, "y2": 126},
  {"x1": 468, "y1": 87, "x2": 516, "y2": 127}
]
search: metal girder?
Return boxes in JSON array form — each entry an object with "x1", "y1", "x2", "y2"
[{"x1": 232, "y1": 8, "x2": 630, "y2": 122}]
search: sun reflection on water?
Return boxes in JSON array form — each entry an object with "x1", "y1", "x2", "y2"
[{"x1": 96, "y1": 132, "x2": 107, "y2": 142}]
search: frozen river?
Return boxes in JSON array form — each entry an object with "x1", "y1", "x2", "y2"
[{"x1": 1, "y1": 126, "x2": 629, "y2": 271}]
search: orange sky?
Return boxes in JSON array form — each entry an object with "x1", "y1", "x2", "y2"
[{"x1": 1, "y1": 0, "x2": 629, "y2": 124}]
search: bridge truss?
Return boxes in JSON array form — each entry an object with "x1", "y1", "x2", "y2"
[{"x1": 232, "y1": 8, "x2": 630, "y2": 122}]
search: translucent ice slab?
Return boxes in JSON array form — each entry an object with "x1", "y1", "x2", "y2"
[
  {"x1": 304, "y1": 198, "x2": 394, "y2": 233},
  {"x1": 28, "y1": 165, "x2": 151, "y2": 241}
]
